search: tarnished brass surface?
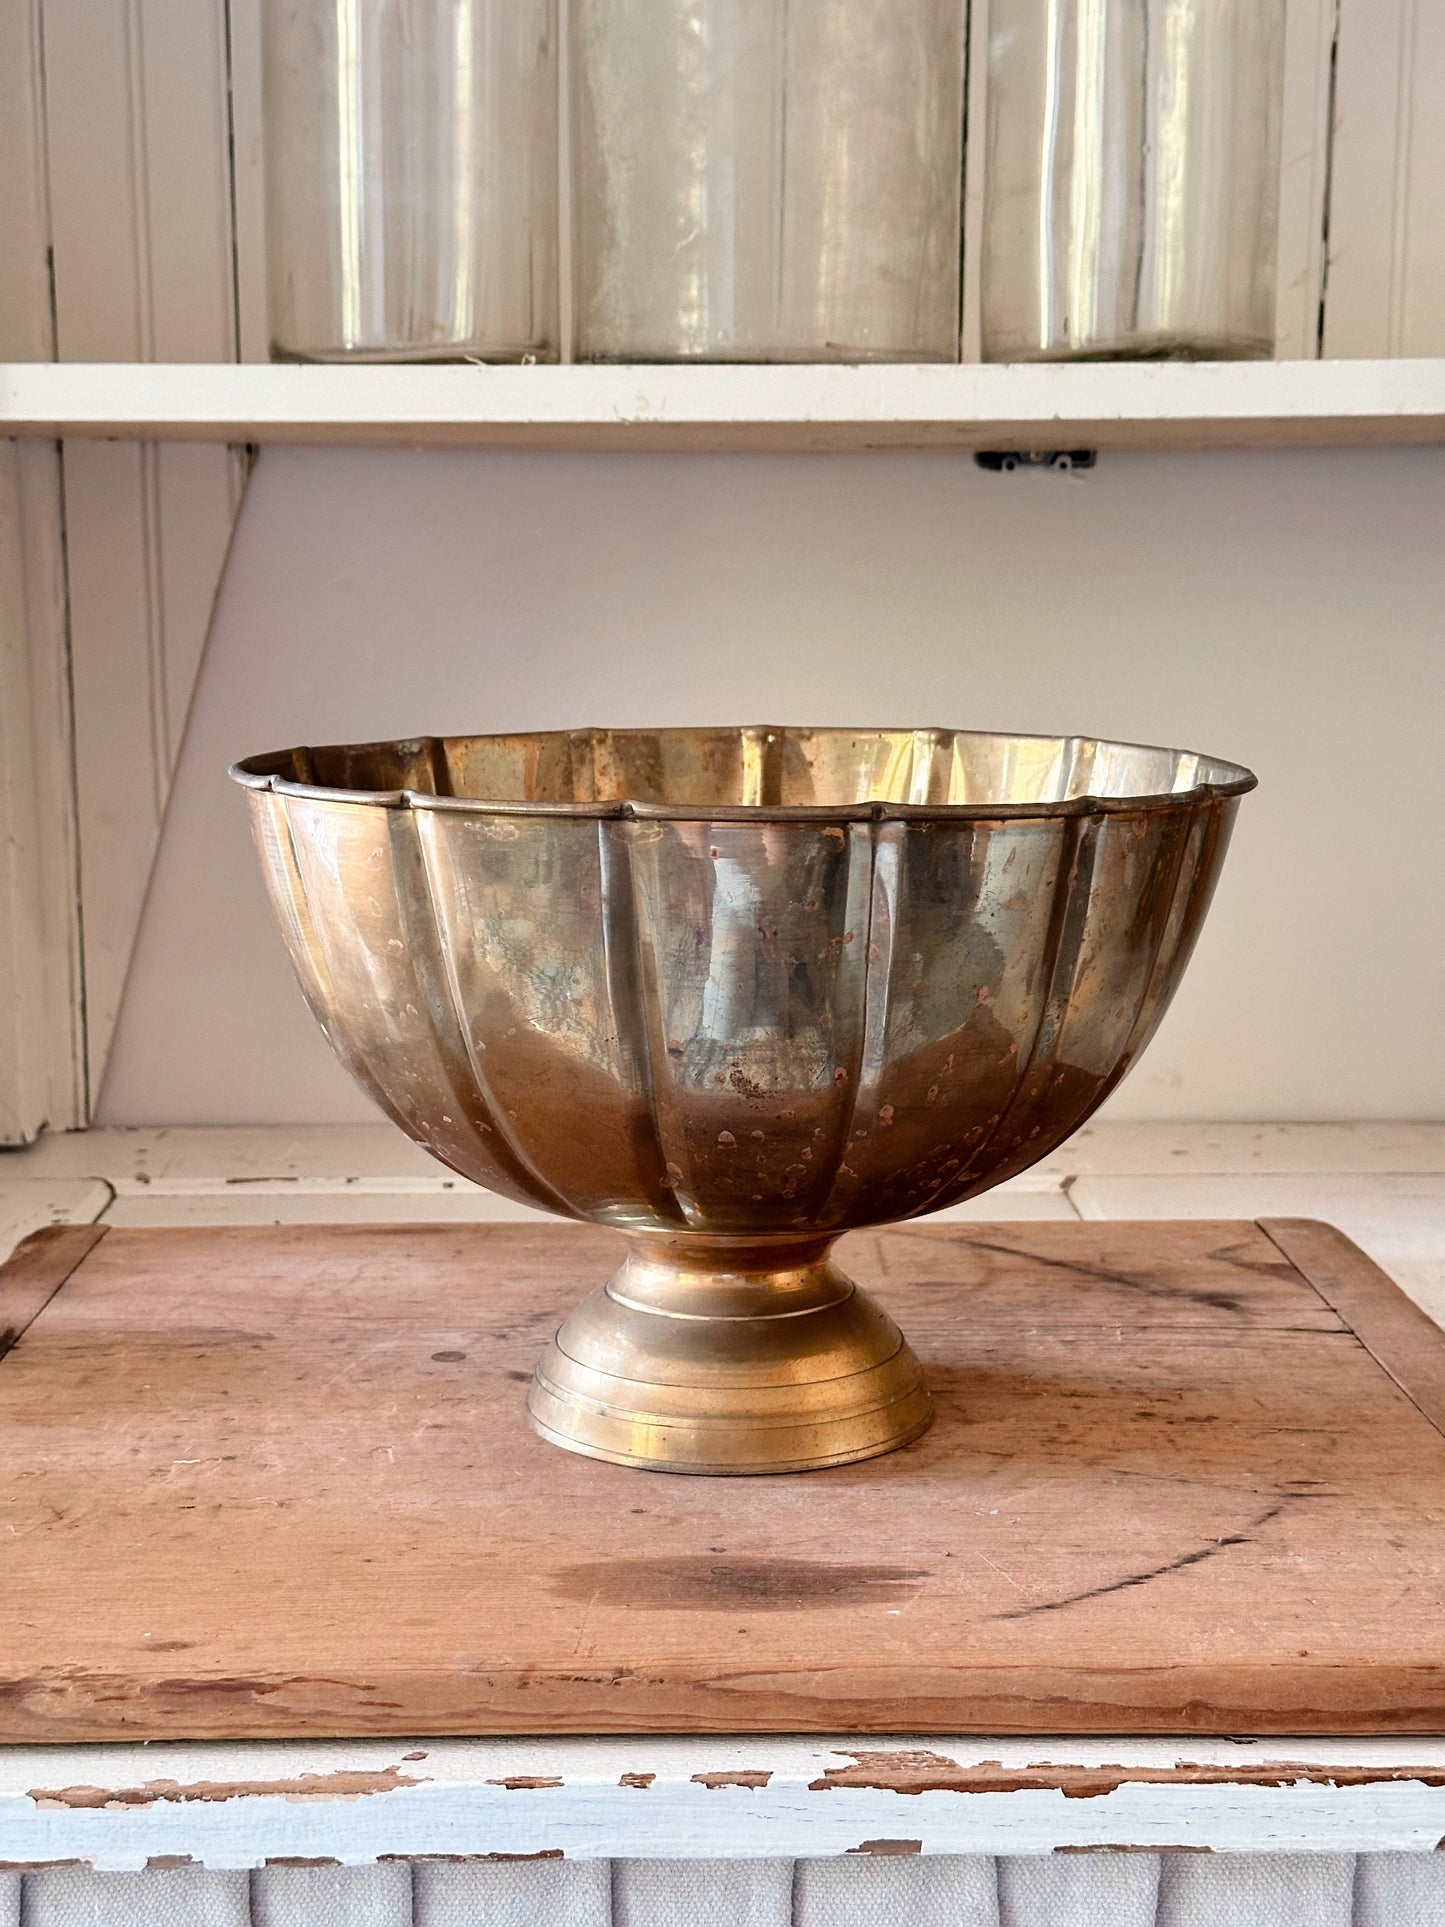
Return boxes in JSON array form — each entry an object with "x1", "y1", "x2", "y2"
[{"x1": 233, "y1": 726, "x2": 1255, "y2": 1473}]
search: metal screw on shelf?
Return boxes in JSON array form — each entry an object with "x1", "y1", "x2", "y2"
[{"x1": 974, "y1": 449, "x2": 1098, "y2": 473}]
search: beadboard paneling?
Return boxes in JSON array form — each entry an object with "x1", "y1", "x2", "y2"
[
  {"x1": 38, "y1": 0, "x2": 247, "y2": 1112},
  {"x1": 0, "y1": 0, "x2": 85, "y2": 1141},
  {"x1": 1324, "y1": 0, "x2": 1445, "y2": 356}
]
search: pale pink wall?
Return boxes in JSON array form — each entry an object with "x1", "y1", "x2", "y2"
[{"x1": 98, "y1": 443, "x2": 1445, "y2": 1124}]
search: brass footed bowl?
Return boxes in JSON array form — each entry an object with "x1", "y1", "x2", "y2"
[{"x1": 233, "y1": 726, "x2": 1254, "y2": 1474}]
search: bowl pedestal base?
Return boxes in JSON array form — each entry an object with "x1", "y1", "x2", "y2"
[{"x1": 525, "y1": 1233, "x2": 933, "y2": 1474}]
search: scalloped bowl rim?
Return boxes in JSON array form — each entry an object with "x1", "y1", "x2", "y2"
[{"x1": 231, "y1": 725, "x2": 1257, "y2": 823}]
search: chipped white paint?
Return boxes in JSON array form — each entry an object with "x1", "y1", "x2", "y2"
[
  {"x1": 96, "y1": 1186, "x2": 1077, "y2": 1228},
  {"x1": 3, "y1": 1124, "x2": 1073, "y2": 1221},
  {"x1": 7, "y1": 1122, "x2": 1445, "y2": 1259},
  {"x1": 7, "y1": 1126, "x2": 461, "y2": 1188},
  {"x1": 0, "y1": 1181, "x2": 111, "y2": 1262},
  {"x1": 4, "y1": 1738, "x2": 1445, "y2": 1869},
  {"x1": 14, "y1": 1121, "x2": 1445, "y2": 1189},
  {"x1": 1037, "y1": 1122, "x2": 1445, "y2": 1179},
  {"x1": 100, "y1": 1190, "x2": 558, "y2": 1229}
]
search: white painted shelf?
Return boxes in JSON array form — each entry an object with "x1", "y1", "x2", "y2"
[{"x1": 3, "y1": 359, "x2": 1445, "y2": 451}]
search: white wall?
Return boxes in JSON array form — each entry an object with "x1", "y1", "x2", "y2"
[{"x1": 98, "y1": 443, "x2": 1445, "y2": 1127}]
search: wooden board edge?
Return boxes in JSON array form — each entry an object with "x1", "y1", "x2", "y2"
[
  {"x1": 0, "y1": 1222, "x2": 107, "y2": 1360},
  {"x1": 6, "y1": 1657, "x2": 1445, "y2": 1745},
  {"x1": 1259, "y1": 1217, "x2": 1445, "y2": 1439}
]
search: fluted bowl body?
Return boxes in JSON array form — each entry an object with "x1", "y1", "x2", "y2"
[{"x1": 233, "y1": 727, "x2": 1254, "y2": 1237}]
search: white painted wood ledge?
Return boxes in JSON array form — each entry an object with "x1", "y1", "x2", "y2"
[
  {"x1": 4, "y1": 361, "x2": 1445, "y2": 452},
  {"x1": 6, "y1": 1737, "x2": 1445, "y2": 1869}
]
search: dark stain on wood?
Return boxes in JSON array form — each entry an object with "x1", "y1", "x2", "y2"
[
  {"x1": 556, "y1": 1558, "x2": 928, "y2": 1611},
  {"x1": 487, "y1": 1776, "x2": 564, "y2": 1790},
  {"x1": 263, "y1": 1856, "x2": 341, "y2": 1868},
  {"x1": 29, "y1": 1767, "x2": 425, "y2": 1808},
  {"x1": 810, "y1": 1751, "x2": 1445, "y2": 1797},
  {"x1": 691, "y1": 1770, "x2": 772, "y2": 1789},
  {"x1": 145, "y1": 1856, "x2": 196, "y2": 1869},
  {"x1": 620, "y1": 1772, "x2": 656, "y2": 1789},
  {"x1": 848, "y1": 1839, "x2": 922, "y2": 1855}
]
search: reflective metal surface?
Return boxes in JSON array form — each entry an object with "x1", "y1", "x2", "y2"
[
  {"x1": 233, "y1": 727, "x2": 1255, "y2": 1473},
  {"x1": 570, "y1": 0, "x2": 965, "y2": 361},
  {"x1": 982, "y1": 0, "x2": 1285, "y2": 361}
]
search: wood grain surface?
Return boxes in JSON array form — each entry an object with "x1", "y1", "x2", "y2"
[
  {"x1": 1, "y1": 1218, "x2": 1443, "y2": 1743},
  {"x1": 1262, "y1": 1216, "x2": 1445, "y2": 1435},
  {"x1": 0, "y1": 1223, "x2": 107, "y2": 1357}
]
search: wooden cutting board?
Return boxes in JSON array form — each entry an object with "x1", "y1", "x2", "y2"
[{"x1": 2, "y1": 1216, "x2": 1444, "y2": 1742}]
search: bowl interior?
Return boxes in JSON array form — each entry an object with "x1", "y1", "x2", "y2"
[{"x1": 237, "y1": 726, "x2": 1252, "y2": 811}]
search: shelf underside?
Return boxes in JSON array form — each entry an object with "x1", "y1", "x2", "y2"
[{"x1": 2, "y1": 359, "x2": 1444, "y2": 451}]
